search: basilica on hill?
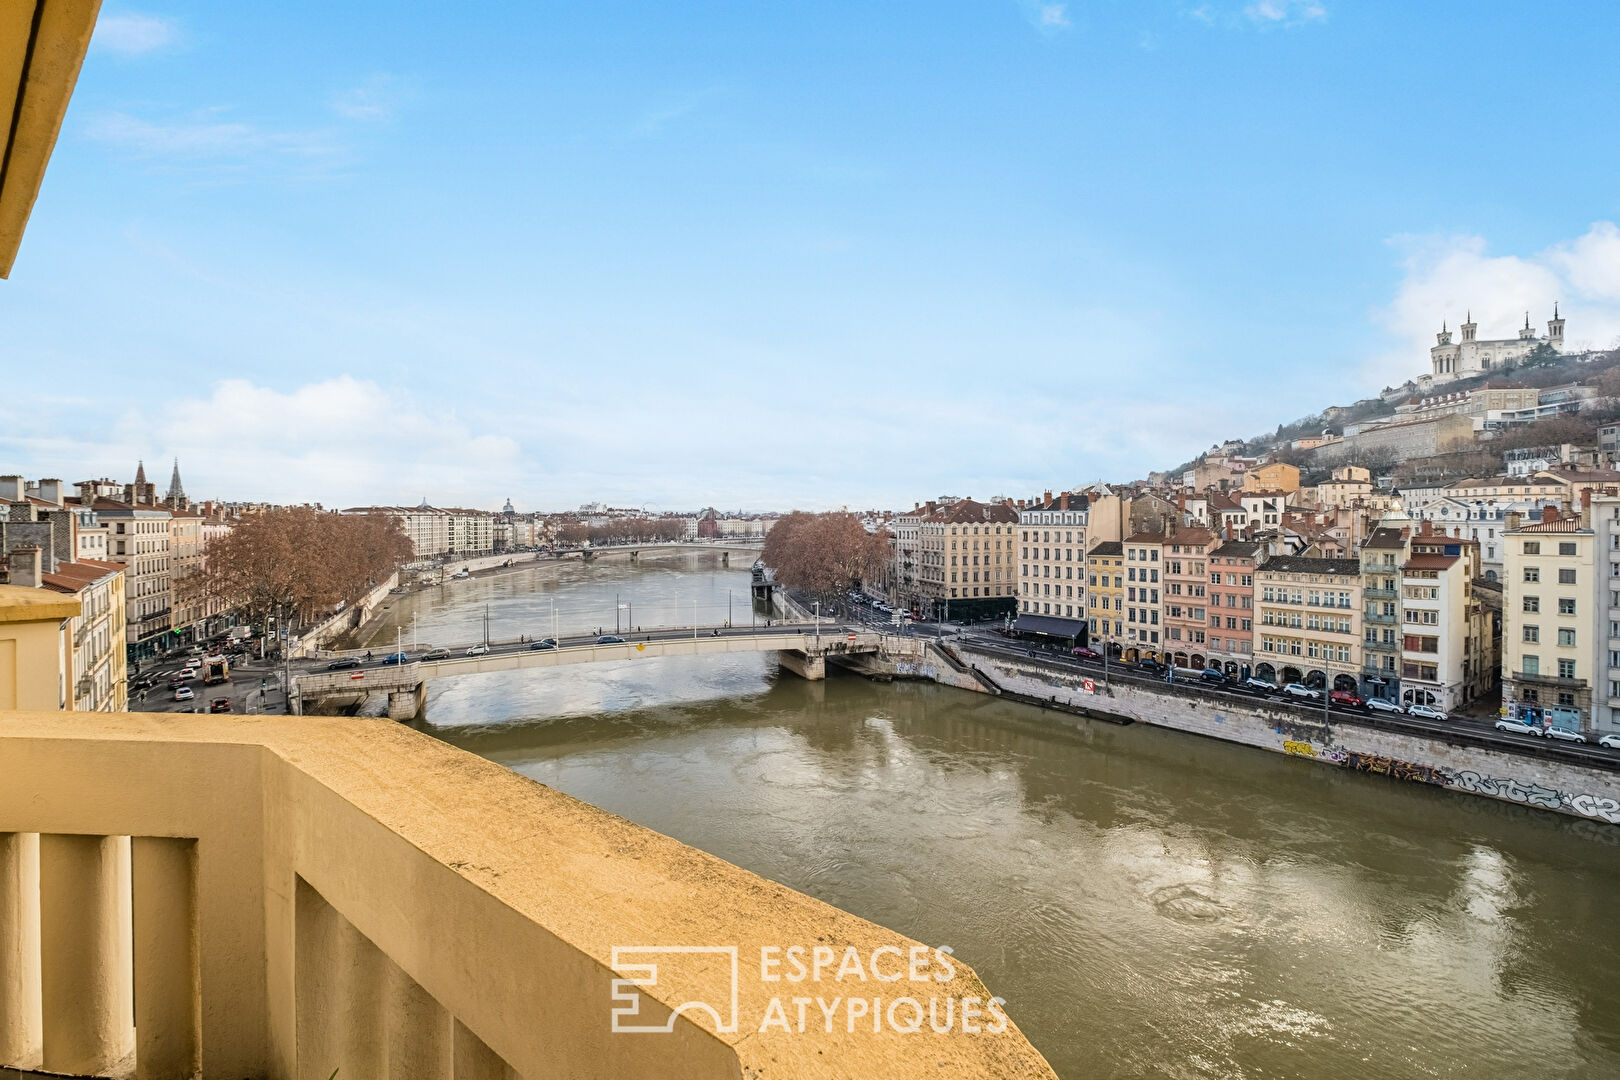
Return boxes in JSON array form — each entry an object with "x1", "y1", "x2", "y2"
[{"x1": 1426, "y1": 306, "x2": 1565, "y2": 386}]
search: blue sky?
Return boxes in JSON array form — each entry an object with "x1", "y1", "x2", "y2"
[{"x1": 6, "y1": 1, "x2": 1620, "y2": 511}]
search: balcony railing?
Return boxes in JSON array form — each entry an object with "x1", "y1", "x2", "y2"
[{"x1": 0, "y1": 709, "x2": 1054, "y2": 1079}]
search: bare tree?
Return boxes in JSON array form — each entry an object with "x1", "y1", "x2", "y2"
[{"x1": 762, "y1": 512, "x2": 890, "y2": 604}]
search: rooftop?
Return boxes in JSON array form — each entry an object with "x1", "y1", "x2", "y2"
[
  {"x1": 0, "y1": 583, "x2": 80, "y2": 623},
  {"x1": 1256, "y1": 556, "x2": 1363, "y2": 577}
]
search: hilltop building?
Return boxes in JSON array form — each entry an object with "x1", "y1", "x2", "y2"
[{"x1": 1425, "y1": 307, "x2": 1565, "y2": 387}]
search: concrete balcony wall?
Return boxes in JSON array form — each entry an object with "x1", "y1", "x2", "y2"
[{"x1": 0, "y1": 708, "x2": 1055, "y2": 1079}]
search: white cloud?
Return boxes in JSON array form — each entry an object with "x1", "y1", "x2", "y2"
[
  {"x1": 1018, "y1": 1, "x2": 1072, "y2": 33},
  {"x1": 1245, "y1": 0, "x2": 1327, "y2": 25},
  {"x1": 131, "y1": 377, "x2": 524, "y2": 508},
  {"x1": 93, "y1": 11, "x2": 180, "y2": 56},
  {"x1": 331, "y1": 75, "x2": 406, "y2": 123},
  {"x1": 83, "y1": 109, "x2": 341, "y2": 177},
  {"x1": 1367, "y1": 222, "x2": 1620, "y2": 388}
]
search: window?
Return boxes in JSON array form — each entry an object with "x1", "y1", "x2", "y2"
[
  {"x1": 1524, "y1": 567, "x2": 1540, "y2": 583},
  {"x1": 1523, "y1": 596, "x2": 1540, "y2": 613},
  {"x1": 1558, "y1": 628, "x2": 1577, "y2": 647},
  {"x1": 1523, "y1": 626, "x2": 1540, "y2": 643},
  {"x1": 1559, "y1": 658, "x2": 1577, "y2": 680},
  {"x1": 1559, "y1": 598, "x2": 1576, "y2": 615},
  {"x1": 1523, "y1": 541, "x2": 1540, "y2": 554},
  {"x1": 1523, "y1": 655, "x2": 1540, "y2": 675},
  {"x1": 1560, "y1": 542, "x2": 1577, "y2": 556},
  {"x1": 1559, "y1": 569, "x2": 1577, "y2": 585}
]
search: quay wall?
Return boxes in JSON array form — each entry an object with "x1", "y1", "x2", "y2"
[{"x1": 935, "y1": 643, "x2": 1620, "y2": 826}]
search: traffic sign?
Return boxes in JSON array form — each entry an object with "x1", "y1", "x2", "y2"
[{"x1": 1082, "y1": 679, "x2": 1095, "y2": 694}]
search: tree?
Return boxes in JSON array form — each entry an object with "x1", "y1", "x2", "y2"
[
  {"x1": 761, "y1": 512, "x2": 890, "y2": 603},
  {"x1": 187, "y1": 508, "x2": 413, "y2": 637}
]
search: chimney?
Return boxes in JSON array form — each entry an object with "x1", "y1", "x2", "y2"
[
  {"x1": 1582, "y1": 488, "x2": 1592, "y2": 529},
  {"x1": 1059, "y1": 494, "x2": 1069, "y2": 510},
  {"x1": 7, "y1": 546, "x2": 42, "y2": 589},
  {"x1": 37, "y1": 478, "x2": 62, "y2": 506},
  {"x1": 1400, "y1": 526, "x2": 1411, "y2": 540},
  {"x1": 1043, "y1": 490, "x2": 1052, "y2": 505},
  {"x1": 0, "y1": 476, "x2": 22, "y2": 501},
  {"x1": 1420, "y1": 519, "x2": 1433, "y2": 537},
  {"x1": 1542, "y1": 504, "x2": 1558, "y2": 524},
  {"x1": 1507, "y1": 510, "x2": 1523, "y2": 531}
]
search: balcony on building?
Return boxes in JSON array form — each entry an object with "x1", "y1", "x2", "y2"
[{"x1": 0, "y1": 709, "x2": 1054, "y2": 1079}]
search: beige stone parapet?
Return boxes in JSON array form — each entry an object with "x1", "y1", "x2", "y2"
[{"x1": 0, "y1": 708, "x2": 1056, "y2": 1079}]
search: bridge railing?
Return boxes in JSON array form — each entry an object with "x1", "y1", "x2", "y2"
[{"x1": 0, "y1": 708, "x2": 1055, "y2": 1078}]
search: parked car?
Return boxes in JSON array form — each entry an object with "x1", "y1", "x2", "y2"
[
  {"x1": 420, "y1": 648, "x2": 451, "y2": 661},
  {"x1": 1281, "y1": 683, "x2": 1321, "y2": 701},
  {"x1": 1136, "y1": 659, "x2": 1165, "y2": 676},
  {"x1": 596, "y1": 634, "x2": 627, "y2": 645},
  {"x1": 1599, "y1": 733, "x2": 1620, "y2": 750},
  {"x1": 172, "y1": 686, "x2": 195, "y2": 702},
  {"x1": 209, "y1": 697, "x2": 232, "y2": 713},
  {"x1": 529, "y1": 639, "x2": 557, "y2": 650},
  {"x1": 1072, "y1": 647, "x2": 1102, "y2": 661},
  {"x1": 1199, "y1": 668, "x2": 1229, "y2": 685},
  {"x1": 1241, "y1": 677, "x2": 1276, "y2": 694},
  {"x1": 1494, "y1": 719, "x2": 1541, "y2": 737},
  {"x1": 327, "y1": 657, "x2": 361, "y2": 671},
  {"x1": 1364, "y1": 697, "x2": 1404, "y2": 714},
  {"x1": 465, "y1": 643, "x2": 490, "y2": 656},
  {"x1": 1406, "y1": 703, "x2": 1447, "y2": 721},
  {"x1": 1330, "y1": 690, "x2": 1363, "y2": 709},
  {"x1": 381, "y1": 652, "x2": 410, "y2": 665},
  {"x1": 1543, "y1": 727, "x2": 1587, "y2": 743}
]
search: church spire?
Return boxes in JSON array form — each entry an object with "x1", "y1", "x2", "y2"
[
  {"x1": 166, "y1": 458, "x2": 186, "y2": 506},
  {"x1": 134, "y1": 460, "x2": 147, "y2": 486}
]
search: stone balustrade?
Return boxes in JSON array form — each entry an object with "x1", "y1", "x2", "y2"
[{"x1": 0, "y1": 708, "x2": 1055, "y2": 1079}]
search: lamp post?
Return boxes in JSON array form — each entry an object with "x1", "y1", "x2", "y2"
[
  {"x1": 615, "y1": 592, "x2": 620, "y2": 635},
  {"x1": 411, "y1": 612, "x2": 419, "y2": 652},
  {"x1": 728, "y1": 588, "x2": 733, "y2": 628},
  {"x1": 814, "y1": 600, "x2": 820, "y2": 648}
]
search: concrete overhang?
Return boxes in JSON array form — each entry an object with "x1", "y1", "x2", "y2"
[
  {"x1": 0, "y1": 0, "x2": 100, "y2": 279},
  {"x1": 0, "y1": 583, "x2": 80, "y2": 622}
]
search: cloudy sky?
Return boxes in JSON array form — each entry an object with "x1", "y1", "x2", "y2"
[{"x1": 5, "y1": 1, "x2": 1620, "y2": 512}]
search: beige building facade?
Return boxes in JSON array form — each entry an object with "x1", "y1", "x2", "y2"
[{"x1": 1253, "y1": 556, "x2": 1364, "y2": 692}]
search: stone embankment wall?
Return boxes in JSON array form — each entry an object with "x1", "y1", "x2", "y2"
[
  {"x1": 949, "y1": 644, "x2": 1620, "y2": 826},
  {"x1": 294, "y1": 572, "x2": 399, "y2": 656}
]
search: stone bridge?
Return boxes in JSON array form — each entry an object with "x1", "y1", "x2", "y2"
[{"x1": 292, "y1": 625, "x2": 889, "y2": 720}]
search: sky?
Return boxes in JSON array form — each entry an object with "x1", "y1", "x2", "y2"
[{"x1": 5, "y1": 1, "x2": 1620, "y2": 512}]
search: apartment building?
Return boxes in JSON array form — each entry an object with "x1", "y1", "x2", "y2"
[
  {"x1": 888, "y1": 504, "x2": 928, "y2": 615},
  {"x1": 1360, "y1": 526, "x2": 1407, "y2": 702},
  {"x1": 1502, "y1": 506, "x2": 1593, "y2": 733},
  {"x1": 1205, "y1": 539, "x2": 1260, "y2": 677},
  {"x1": 1253, "y1": 556, "x2": 1363, "y2": 692},
  {"x1": 1086, "y1": 541, "x2": 1125, "y2": 653},
  {"x1": 443, "y1": 508, "x2": 497, "y2": 555},
  {"x1": 1586, "y1": 492, "x2": 1620, "y2": 741},
  {"x1": 1121, "y1": 531, "x2": 1165, "y2": 660},
  {"x1": 1015, "y1": 492, "x2": 1089, "y2": 643},
  {"x1": 342, "y1": 504, "x2": 451, "y2": 559},
  {"x1": 1162, "y1": 527, "x2": 1216, "y2": 666},
  {"x1": 916, "y1": 499, "x2": 1018, "y2": 620},
  {"x1": 41, "y1": 557, "x2": 127, "y2": 712},
  {"x1": 1399, "y1": 526, "x2": 1485, "y2": 712},
  {"x1": 91, "y1": 497, "x2": 173, "y2": 664},
  {"x1": 168, "y1": 508, "x2": 206, "y2": 646}
]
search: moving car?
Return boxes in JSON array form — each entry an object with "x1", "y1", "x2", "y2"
[
  {"x1": 1199, "y1": 668, "x2": 1229, "y2": 685},
  {"x1": 1241, "y1": 677, "x2": 1276, "y2": 694},
  {"x1": 1071, "y1": 647, "x2": 1102, "y2": 662},
  {"x1": 465, "y1": 643, "x2": 490, "y2": 656},
  {"x1": 209, "y1": 697, "x2": 232, "y2": 713},
  {"x1": 1281, "y1": 683, "x2": 1321, "y2": 701},
  {"x1": 1364, "y1": 697, "x2": 1403, "y2": 714},
  {"x1": 1329, "y1": 690, "x2": 1363, "y2": 709},
  {"x1": 381, "y1": 652, "x2": 410, "y2": 665},
  {"x1": 1406, "y1": 703, "x2": 1447, "y2": 721},
  {"x1": 1494, "y1": 719, "x2": 1541, "y2": 737},
  {"x1": 172, "y1": 686, "x2": 194, "y2": 702},
  {"x1": 1599, "y1": 733, "x2": 1620, "y2": 750},
  {"x1": 327, "y1": 657, "x2": 361, "y2": 671},
  {"x1": 420, "y1": 648, "x2": 451, "y2": 661},
  {"x1": 1543, "y1": 727, "x2": 1586, "y2": 743},
  {"x1": 596, "y1": 634, "x2": 626, "y2": 645},
  {"x1": 529, "y1": 639, "x2": 557, "y2": 650},
  {"x1": 1136, "y1": 659, "x2": 1165, "y2": 676}
]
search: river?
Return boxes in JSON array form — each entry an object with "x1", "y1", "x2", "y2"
[{"x1": 370, "y1": 553, "x2": 1620, "y2": 1078}]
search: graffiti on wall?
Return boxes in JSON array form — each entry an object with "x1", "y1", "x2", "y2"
[{"x1": 1276, "y1": 738, "x2": 1620, "y2": 824}]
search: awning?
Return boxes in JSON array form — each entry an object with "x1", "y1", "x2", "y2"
[{"x1": 1013, "y1": 614, "x2": 1086, "y2": 638}]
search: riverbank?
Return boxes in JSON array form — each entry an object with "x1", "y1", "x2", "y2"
[{"x1": 936, "y1": 641, "x2": 1620, "y2": 827}]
